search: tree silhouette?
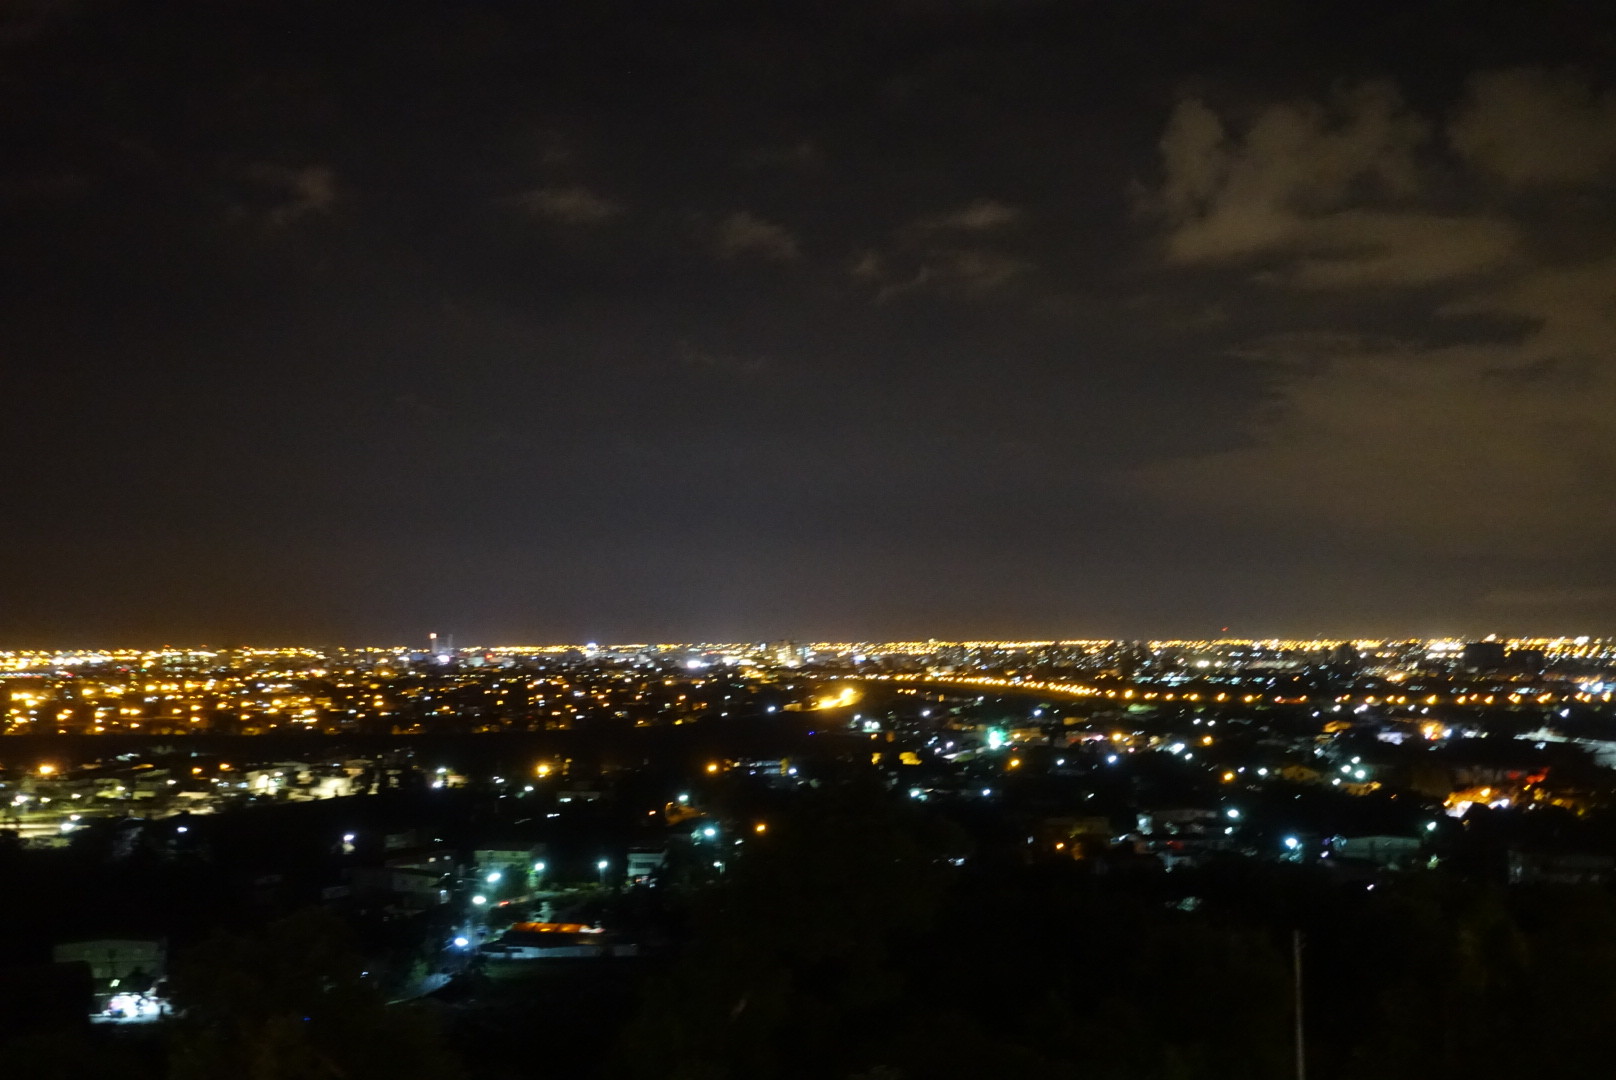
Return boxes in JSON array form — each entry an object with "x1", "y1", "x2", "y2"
[{"x1": 166, "y1": 907, "x2": 462, "y2": 1080}]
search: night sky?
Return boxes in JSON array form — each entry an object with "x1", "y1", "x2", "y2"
[{"x1": 4, "y1": 1, "x2": 1615, "y2": 645}]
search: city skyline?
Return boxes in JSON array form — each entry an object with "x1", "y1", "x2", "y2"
[
  {"x1": 0, "y1": 631, "x2": 1614, "y2": 652},
  {"x1": 3, "y1": 630, "x2": 1616, "y2": 655}
]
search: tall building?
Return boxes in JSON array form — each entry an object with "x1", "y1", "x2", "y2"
[{"x1": 1461, "y1": 641, "x2": 1507, "y2": 673}]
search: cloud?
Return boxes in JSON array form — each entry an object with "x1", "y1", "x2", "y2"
[
  {"x1": 247, "y1": 164, "x2": 337, "y2": 228},
  {"x1": 1152, "y1": 83, "x2": 1518, "y2": 287},
  {"x1": 1156, "y1": 82, "x2": 1424, "y2": 243},
  {"x1": 744, "y1": 138, "x2": 823, "y2": 169},
  {"x1": 675, "y1": 342, "x2": 770, "y2": 378},
  {"x1": 1453, "y1": 254, "x2": 1616, "y2": 360},
  {"x1": 1279, "y1": 212, "x2": 1519, "y2": 289},
  {"x1": 1129, "y1": 267, "x2": 1616, "y2": 555},
  {"x1": 1450, "y1": 68, "x2": 1616, "y2": 187},
  {"x1": 1133, "y1": 73, "x2": 1616, "y2": 557},
  {"x1": 713, "y1": 211, "x2": 801, "y2": 261},
  {"x1": 853, "y1": 198, "x2": 1030, "y2": 300},
  {"x1": 911, "y1": 198, "x2": 1022, "y2": 233},
  {"x1": 514, "y1": 184, "x2": 622, "y2": 224},
  {"x1": 855, "y1": 247, "x2": 1029, "y2": 301}
]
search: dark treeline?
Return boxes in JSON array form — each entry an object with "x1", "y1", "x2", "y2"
[
  {"x1": 9, "y1": 783, "x2": 1616, "y2": 1078},
  {"x1": 0, "y1": 719, "x2": 862, "y2": 777},
  {"x1": 611, "y1": 784, "x2": 1616, "y2": 1080}
]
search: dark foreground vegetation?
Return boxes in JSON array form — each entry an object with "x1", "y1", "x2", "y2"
[{"x1": 6, "y1": 780, "x2": 1616, "y2": 1079}]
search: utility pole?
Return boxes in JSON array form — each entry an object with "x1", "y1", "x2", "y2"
[{"x1": 1293, "y1": 929, "x2": 1306, "y2": 1080}]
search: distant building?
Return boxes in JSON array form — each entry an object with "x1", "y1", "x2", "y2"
[
  {"x1": 1508, "y1": 648, "x2": 1546, "y2": 674},
  {"x1": 1508, "y1": 851, "x2": 1615, "y2": 885},
  {"x1": 1329, "y1": 835, "x2": 1422, "y2": 870},
  {"x1": 626, "y1": 848, "x2": 666, "y2": 885},
  {"x1": 473, "y1": 843, "x2": 546, "y2": 878},
  {"x1": 52, "y1": 939, "x2": 164, "y2": 1009},
  {"x1": 1461, "y1": 642, "x2": 1508, "y2": 673}
]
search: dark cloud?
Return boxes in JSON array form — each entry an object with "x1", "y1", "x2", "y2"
[
  {"x1": 712, "y1": 211, "x2": 801, "y2": 260},
  {"x1": 248, "y1": 164, "x2": 338, "y2": 229},
  {"x1": 910, "y1": 198, "x2": 1023, "y2": 234},
  {"x1": 1135, "y1": 68, "x2": 1616, "y2": 564},
  {"x1": 1451, "y1": 68, "x2": 1616, "y2": 187},
  {"x1": 1152, "y1": 83, "x2": 1517, "y2": 287},
  {"x1": 512, "y1": 185, "x2": 622, "y2": 225},
  {"x1": 853, "y1": 246, "x2": 1031, "y2": 301},
  {"x1": 852, "y1": 199, "x2": 1032, "y2": 300}
]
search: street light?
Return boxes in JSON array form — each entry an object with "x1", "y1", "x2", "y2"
[
  {"x1": 471, "y1": 894, "x2": 487, "y2": 906},
  {"x1": 486, "y1": 871, "x2": 502, "y2": 884},
  {"x1": 597, "y1": 858, "x2": 608, "y2": 885}
]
